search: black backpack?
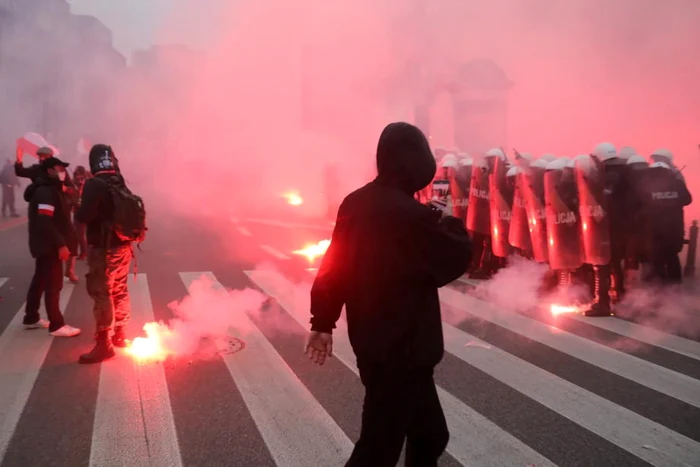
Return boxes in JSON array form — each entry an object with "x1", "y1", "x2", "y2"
[{"x1": 100, "y1": 176, "x2": 147, "y2": 244}]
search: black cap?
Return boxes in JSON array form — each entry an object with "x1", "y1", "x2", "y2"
[{"x1": 40, "y1": 157, "x2": 70, "y2": 171}]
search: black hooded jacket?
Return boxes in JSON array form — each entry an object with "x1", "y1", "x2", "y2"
[
  {"x1": 75, "y1": 145, "x2": 129, "y2": 248},
  {"x1": 25, "y1": 175, "x2": 77, "y2": 258},
  {"x1": 309, "y1": 122, "x2": 472, "y2": 369}
]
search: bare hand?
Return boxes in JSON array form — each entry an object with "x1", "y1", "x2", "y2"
[
  {"x1": 58, "y1": 246, "x2": 70, "y2": 261},
  {"x1": 304, "y1": 331, "x2": 333, "y2": 365}
]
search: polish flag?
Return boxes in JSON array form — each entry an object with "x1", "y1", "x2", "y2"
[
  {"x1": 37, "y1": 204, "x2": 55, "y2": 216},
  {"x1": 16, "y1": 132, "x2": 49, "y2": 158}
]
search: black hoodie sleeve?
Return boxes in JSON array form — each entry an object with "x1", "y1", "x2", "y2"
[
  {"x1": 413, "y1": 211, "x2": 472, "y2": 288},
  {"x1": 34, "y1": 186, "x2": 66, "y2": 250},
  {"x1": 75, "y1": 178, "x2": 102, "y2": 224},
  {"x1": 309, "y1": 218, "x2": 347, "y2": 333}
]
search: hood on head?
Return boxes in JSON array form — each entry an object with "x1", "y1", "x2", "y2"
[
  {"x1": 89, "y1": 144, "x2": 118, "y2": 174},
  {"x1": 376, "y1": 122, "x2": 436, "y2": 194}
]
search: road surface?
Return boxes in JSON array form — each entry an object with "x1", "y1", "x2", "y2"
[{"x1": 0, "y1": 211, "x2": 699, "y2": 467}]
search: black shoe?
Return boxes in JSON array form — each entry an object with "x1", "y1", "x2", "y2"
[
  {"x1": 79, "y1": 331, "x2": 116, "y2": 364},
  {"x1": 112, "y1": 327, "x2": 128, "y2": 348}
]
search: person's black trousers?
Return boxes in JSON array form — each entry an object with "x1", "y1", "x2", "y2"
[
  {"x1": 23, "y1": 254, "x2": 65, "y2": 332},
  {"x1": 651, "y1": 245, "x2": 683, "y2": 284},
  {"x1": 346, "y1": 363, "x2": 449, "y2": 467}
]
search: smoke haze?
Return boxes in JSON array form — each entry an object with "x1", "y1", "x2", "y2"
[
  {"x1": 2, "y1": 0, "x2": 700, "y2": 293},
  {"x1": 3, "y1": 0, "x2": 699, "y2": 225}
]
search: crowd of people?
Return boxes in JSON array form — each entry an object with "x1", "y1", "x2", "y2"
[
  {"x1": 423, "y1": 143, "x2": 693, "y2": 316},
  {"x1": 15, "y1": 143, "x2": 146, "y2": 364}
]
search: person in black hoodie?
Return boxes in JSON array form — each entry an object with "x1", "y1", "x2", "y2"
[
  {"x1": 305, "y1": 122, "x2": 472, "y2": 466},
  {"x1": 23, "y1": 156, "x2": 81, "y2": 337},
  {"x1": 75, "y1": 144, "x2": 133, "y2": 364}
]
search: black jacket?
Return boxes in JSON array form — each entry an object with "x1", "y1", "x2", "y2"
[
  {"x1": 25, "y1": 175, "x2": 77, "y2": 258},
  {"x1": 75, "y1": 173, "x2": 129, "y2": 248},
  {"x1": 309, "y1": 122, "x2": 472, "y2": 369},
  {"x1": 643, "y1": 168, "x2": 692, "y2": 252},
  {"x1": 15, "y1": 161, "x2": 76, "y2": 192},
  {"x1": 15, "y1": 162, "x2": 41, "y2": 182}
]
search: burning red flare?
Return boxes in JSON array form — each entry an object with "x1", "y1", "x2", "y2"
[
  {"x1": 550, "y1": 304, "x2": 584, "y2": 316},
  {"x1": 282, "y1": 191, "x2": 303, "y2": 206},
  {"x1": 293, "y1": 239, "x2": 330, "y2": 263},
  {"x1": 124, "y1": 322, "x2": 172, "y2": 363}
]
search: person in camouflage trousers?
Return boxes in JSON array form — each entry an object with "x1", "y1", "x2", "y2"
[{"x1": 75, "y1": 144, "x2": 133, "y2": 364}]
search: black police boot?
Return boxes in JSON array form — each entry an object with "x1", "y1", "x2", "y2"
[
  {"x1": 79, "y1": 330, "x2": 116, "y2": 364},
  {"x1": 586, "y1": 265, "x2": 612, "y2": 317}
]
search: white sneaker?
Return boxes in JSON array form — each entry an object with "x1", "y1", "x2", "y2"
[
  {"x1": 24, "y1": 319, "x2": 50, "y2": 330},
  {"x1": 50, "y1": 325, "x2": 81, "y2": 337}
]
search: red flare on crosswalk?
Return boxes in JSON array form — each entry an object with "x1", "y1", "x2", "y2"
[
  {"x1": 124, "y1": 322, "x2": 172, "y2": 363},
  {"x1": 293, "y1": 239, "x2": 330, "y2": 263}
]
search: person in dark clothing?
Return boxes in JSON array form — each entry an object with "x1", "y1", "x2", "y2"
[
  {"x1": 602, "y1": 154, "x2": 629, "y2": 303},
  {"x1": 15, "y1": 145, "x2": 54, "y2": 181},
  {"x1": 645, "y1": 161, "x2": 692, "y2": 284},
  {"x1": 23, "y1": 156, "x2": 81, "y2": 337},
  {"x1": 75, "y1": 144, "x2": 133, "y2": 364},
  {"x1": 72, "y1": 166, "x2": 89, "y2": 260},
  {"x1": 16, "y1": 145, "x2": 80, "y2": 281},
  {"x1": 305, "y1": 122, "x2": 472, "y2": 466},
  {"x1": 0, "y1": 159, "x2": 20, "y2": 217}
]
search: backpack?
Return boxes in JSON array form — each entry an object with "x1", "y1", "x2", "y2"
[{"x1": 100, "y1": 176, "x2": 147, "y2": 244}]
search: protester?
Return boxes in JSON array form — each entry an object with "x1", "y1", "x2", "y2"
[
  {"x1": 0, "y1": 159, "x2": 20, "y2": 218},
  {"x1": 305, "y1": 122, "x2": 472, "y2": 466},
  {"x1": 71, "y1": 165, "x2": 89, "y2": 260},
  {"x1": 22, "y1": 156, "x2": 80, "y2": 337},
  {"x1": 76, "y1": 144, "x2": 146, "y2": 364}
]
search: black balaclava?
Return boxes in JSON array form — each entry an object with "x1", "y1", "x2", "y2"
[{"x1": 89, "y1": 144, "x2": 119, "y2": 175}]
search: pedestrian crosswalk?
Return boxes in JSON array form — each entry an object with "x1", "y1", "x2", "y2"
[{"x1": 0, "y1": 269, "x2": 699, "y2": 467}]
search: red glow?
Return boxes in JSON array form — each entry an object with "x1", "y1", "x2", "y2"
[
  {"x1": 124, "y1": 322, "x2": 171, "y2": 363},
  {"x1": 283, "y1": 191, "x2": 304, "y2": 206},
  {"x1": 550, "y1": 304, "x2": 584, "y2": 316},
  {"x1": 293, "y1": 239, "x2": 330, "y2": 263}
]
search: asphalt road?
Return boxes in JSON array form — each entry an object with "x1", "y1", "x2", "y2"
[{"x1": 0, "y1": 210, "x2": 699, "y2": 467}]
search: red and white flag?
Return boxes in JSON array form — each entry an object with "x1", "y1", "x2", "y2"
[
  {"x1": 16, "y1": 132, "x2": 49, "y2": 158},
  {"x1": 37, "y1": 203, "x2": 55, "y2": 216}
]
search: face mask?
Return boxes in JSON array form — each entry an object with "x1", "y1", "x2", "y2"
[{"x1": 57, "y1": 172, "x2": 66, "y2": 182}]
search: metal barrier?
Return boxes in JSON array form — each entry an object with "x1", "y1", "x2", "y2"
[{"x1": 684, "y1": 220, "x2": 698, "y2": 277}]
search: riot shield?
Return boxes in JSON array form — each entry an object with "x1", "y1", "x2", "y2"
[
  {"x1": 521, "y1": 162, "x2": 549, "y2": 263},
  {"x1": 575, "y1": 155, "x2": 611, "y2": 265},
  {"x1": 451, "y1": 161, "x2": 472, "y2": 221},
  {"x1": 508, "y1": 169, "x2": 532, "y2": 252},
  {"x1": 466, "y1": 160, "x2": 491, "y2": 235},
  {"x1": 489, "y1": 157, "x2": 512, "y2": 257},
  {"x1": 545, "y1": 165, "x2": 583, "y2": 270}
]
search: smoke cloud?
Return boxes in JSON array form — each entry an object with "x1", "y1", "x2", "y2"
[
  {"x1": 3, "y1": 1, "x2": 700, "y2": 242},
  {"x1": 136, "y1": 270, "x2": 308, "y2": 361}
]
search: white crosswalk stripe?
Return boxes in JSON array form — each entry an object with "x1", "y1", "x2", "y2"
[
  {"x1": 90, "y1": 274, "x2": 182, "y2": 467},
  {"x1": 0, "y1": 269, "x2": 697, "y2": 467},
  {"x1": 0, "y1": 283, "x2": 75, "y2": 460}
]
